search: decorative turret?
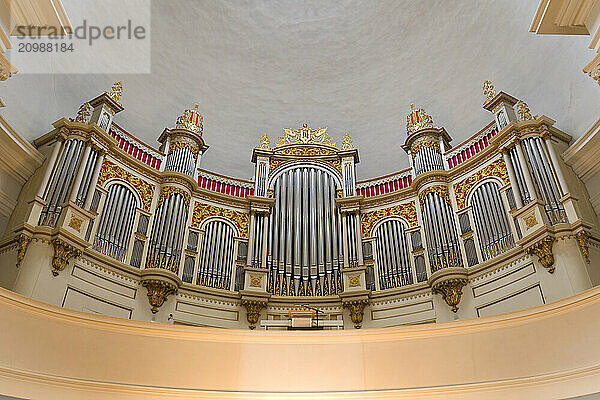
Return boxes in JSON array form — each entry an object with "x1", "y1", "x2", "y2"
[
  {"x1": 158, "y1": 104, "x2": 209, "y2": 178},
  {"x1": 402, "y1": 104, "x2": 452, "y2": 177},
  {"x1": 481, "y1": 80, "x2": 518, "y2": 131},
  {"x1": 88, "y1": 81, "x2": 125, "y2": 132}
]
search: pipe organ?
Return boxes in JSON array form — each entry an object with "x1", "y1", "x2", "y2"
[{"x1": 6, "y1": 81, "x2": 598, "y2": 328}]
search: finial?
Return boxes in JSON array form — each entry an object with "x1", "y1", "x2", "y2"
[
  {"x1": 406, "y1": 104, "x2": 434, "y2": 134},
  {"x1": 341, "y1": 132, "x2": 355, "y2": 150},
  {"x1": 74, "y1": 102, "x2": 92, "y2": 123},
  {"x1": 515, "y1": 100, "x2": 533, "y2": 121},
  {"x1": 175, "y1": 104, "x2": 204, "y2": 134},
  {"x1": 482, "y1": 80, "x2": 496, "y2": 103},
  {"x1": 258, "y1": 133, "x2": 270, "y2": 150},
  {"x1": 107, "y1": 81, "x2": 123, "y2": 105}
]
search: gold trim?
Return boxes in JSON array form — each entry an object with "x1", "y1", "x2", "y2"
[
  {"x1": 51, "y1": 239, "x2": 81, "y2": 277},
  {"x1": 432, "y1": 278, "x2": 468, "y2": 313},
  {"x1": 343, "y1": 299, "x2": 369, "y2": 329},
  {"x1": 191, "y1": 203, "x2": 249, "y2": 238},
  {"x1": 241, "y1": 299, "x2": 267, "y2": 330},
  {"x1": 526, "y1": 236, "x2": 556, "y2": 273},
  {"x1": 576, "y1": 231, "x2": 590, "y2": 264},
  {"x1": 274, "y1": 123, "x2": 336, "y2": 148},
  {"x1": 360, "y1": 201, "x2": 417, "y2": 237},
  {"x1": 141, "y1": 279, "x2": 177, "y2": 314},
  {"x1": 453, "y1": 158, "x2": 510, "y2": 210},
  {"x1": 97, "y1": 160, "x2": 155, "y2": 211},
  {"x1": 15, "y1": 234, "x2": 31, "y2": 267}
]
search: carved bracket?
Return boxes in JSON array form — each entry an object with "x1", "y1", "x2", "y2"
[
  {"x1": 15, "y1": 233, "x2": 31, "y2": 267},
  {"x1": 576, "y1": 231, "x2": 590, "y2": 264},
  {"x1": 342, "y1": 299, "x2": 369, "y2": 329},
  {"x1": 432, "y1": 278, "x2": 468, "y2": 313},
  {"x1": 526, "y1": 236, "x2": 556, "y2": 273},
  {"x1": 50, "y1": 239, "x2": 82, "y2": 276},
  {"x1": 241, "y1": 299, "x2": 267, "y2": 330},
  {"x1": 141, "y1": 279, "x2": 177, "y2": 314}
]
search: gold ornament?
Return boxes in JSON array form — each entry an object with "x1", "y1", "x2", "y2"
[
  {"x1": 241, "y1": 299, "x2": 267, "y2": 329},
  {"x1": 526, "y1": 236, "x2": 556, "y2": 273},
  {"x1": 74, "y1": 102, "x2": 92, "y2": 123},
  {"x1": 515, "y1": 100, "x2": 533, "y2": 121},
  {"x1": 97, "y1": 160, "x2": 155, "y2": 211},
  {"x1": 175, "y1": 104, "x2": 203, "y2": 134},
  {"x1": 157, "y1": 186, "x2": 190, "y2": 208},
  {"x1": 406, "y1": 104, "x2": 434, "y2": 134},
  {"x1": 453, "y1": 158, "x2": 510, "y2": 210},
  {"x1": 348, "y1": 275, "x2": 360, "y2": 287},
  {"x1": 360, "y1": 202, "x2": 418, "y2": 237},
  {"x1": 141, "y1": 279, "x2": 177, "y2": 313},
  {"x1": 343, "y1": 299, "x2": 369, "y2": 329},
  {"x1": 276, "y1": 147, "x2": 334, "y2": 156},
  {"x1": 482, "y1": 80, "x2": 496, "y2": 103},
  {"x1": 258, "y1": 134, "x2": 270, "y2": 150},
  {"x1": 524, "y1": 213, "x2": 538, "y2": 229},
  {"x1": 68, "y1": 217, "x2": 83, "y2": 232},
  {"x1": 191, "y1": 203, "x2": 249, "y2": 238},
  {"x1": 432, "y1": 278, "x2": 468, "y2": 312},
  {"x1": 249, "y1": 274, "x2": 262, "y2": 288},
  {"x1": 51, "y1": 239, "x2": 81, "y2": 276},
  {"x1": 269, "y1": 158, "x2": 342, "y2": 176},
  {"x1": 168, "y1": 140, "x2": 199, "y2": 160},
  {"x1": 15, "y1": 233, "x2": 31, "y2": 267},
  {"x1": 275, "y1": 123, "x2": 336, "y2": 148},
  {"x1": 341, "y1": 132, "x2": 356, "y2": 150},
  {"x1": 576, "y1": 231, "x2": 590, "y2": 263},
  {"x1": 411, "y1": 140, "x2": 440, "y2": 158},
  {"x1": 419, "y1": 185, "x2": 450, "y2": 206},
  {"x1": 107, "y1": 81, "x2": 123, "y2": 105}
]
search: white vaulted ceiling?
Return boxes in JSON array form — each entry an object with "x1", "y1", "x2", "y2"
[{"x1": 1, "y1": 0, "x2": 599, "y2": 179}]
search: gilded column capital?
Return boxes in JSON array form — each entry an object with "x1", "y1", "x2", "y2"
[
  {"x1": 50, "y1": 239, "x2": 81, "y2": 276},
  {"x1": 241, "y1": 299, "x2": 267, "y2": 330},
  {"x1": 432, "y1": 278, "x2": 468, "y2": 313},
  {"x1": 141, "y1": 279, "x2": 177, "y2": 314},
  {"x1": 526, "y1": 236, "x2": 556, "y2": 273},
  {"x1": 342, "y1": 299, "x2": 369, "y2": 329}
]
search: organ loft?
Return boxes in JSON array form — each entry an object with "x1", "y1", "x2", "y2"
[{"x1": 0, "y1": 80, "x2": 597, "y2": 330}]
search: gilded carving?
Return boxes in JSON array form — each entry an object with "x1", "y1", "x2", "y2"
[
  {"x1": 342, "y1": 299, "x2": 369, "y2": 329},
  {"x1": 411, "y1": 140, "x2": 440, "y2": 158},
  {"x1": 276, "y1": 147, "x2": 335, "y2": 156},
  {"x1": 482, "y1": 80, "x2": 496, "y2": 103},
  {"x1": 168, "y1": 140, "x2": 199, "y2": 159},
  {"x1": 241, "y1": 299, "x2": 267, "y2": 329},
  {"x1": 341, "y1": 132, "x2": 356, "y2": 150},
  {"x1": 453, "y1": 158, "x2": 510, "y2": 210},
  {"x1": 74, "y1": 102, "x2": 92, "y2": 123},
  {"x1": 275, "y1": 123, "x2": 336, "y2": 148},
  {"x1": 406, "y1": 104, "x2": 434, "y2": 134},
  {"x1": 107, "y1": 81, "x2": 123, "y2": 105},
  {"x1": 249, "y1": 274, "x2": 262, "y2": 288},
  {"x1": 432, "y1": 278, "x2": 468, "y2": 313},
  {"x1": 50, "y1": 239, "x2": 82, "y2": 276},
  {"x1": 576, "y1": 231, "x2": 590, "y2": 263},
  {"x1": 191, "y1": 203, "x2": 249, "y2": 237},
  {"x1": 257, "y1": 134, "x2": 270, "y2": 150},
  {"x1": 419, "y1": 185, "x2": 450, "y2": 206},
  {"x1": 175, "y1": 104, "x2": 203, "y2": 134},
  {"x1": 97, "y1": 160, "x2": 155, "y2": 211},
  {"x1": 524, "y1": 213, "x2": 537, "y2": 229},
  {"x1": 141, "y1": 279, "x2": 177, "y2": 313},
  {"x1": 348, "y1": 275, "x2": 360, "y2": 287},
  {"x1": 157, "y1": 186, "x2": 190, "y2": 208},
  {"x1": 269, "y1": 158, "x2": 342, "y2": 175},
  {"x1": 68, "y1": 217, "x2": 83, "y2": 232},
  {"x1": 15, "y1": 233, "x2": 31, "y2": 267},
  {"x1": 515, "y1": 100, "x2": 532, "y2": 121},
  {"x1": 360, "y1": 201, "x2": 417, "y2": 237},
  {"x1": 526, "y1": 236, "x2": 556, "y2": 273}
]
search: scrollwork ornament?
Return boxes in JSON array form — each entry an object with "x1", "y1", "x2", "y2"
[
  {"x1": 406, "y1": 104, "x2": 434, "y2": 134},
  {"x1": 275, "y1": 123, "x2": 336, "y2": 148},
  {"x1": 257, "y1": 134, "x2": 270, "y2": 150},
  {"x1": 341, "y1": 132, "x2": 356, "y2": 150},
  {"x1": 50, "y1": 239, "x2": 81, "y2": 276},
  {"x1": 107, "y1": 81, "x2": 123, "y2": 105},
  {"x1": 526, "y1": 236, "x2": 556, "y2": 273},
  {"x1": 360, "y1": 201, "x2": 417, "y2": 237},
  {"x1": 515, "y1": 100, "x2": 533, "y2": 121},
  {"x1": 141, "y1": 279, "x2": 177, "y2": 314},
  {"x1": 74, "y1": 102, "x2": 92, "y2": 123},
  {"x1": 157, "y1": 186, "x2": 190, "y2": 208},
  {"x1": 191, "y1": 203, "x2": 249, "y2": 237},
  {"x1": 482, "y1": 80, "x2": 496, "y2": 103},
  {"x1": 241, "y1": 299, "x2": 267, "y2": 329},
  {"x1": 15, "y1": 233, "x2": 31, "y2": 267},
  {"x1": 418, "y1": 185, "x2": 450, "y2": 206},
  {"x1": 432, "y1": 278, "x2": 468, "y2": 313},
  {"x1": 576, "y1": 231, "x2": 591, "y2": 263},
  {"x1": 343, "y1": 299, "x2": 369, "y2": 329}
]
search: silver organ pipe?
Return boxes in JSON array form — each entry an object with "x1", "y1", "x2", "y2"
[
  {"x1": 197, "y1": 220, "x2": 235, "y2": 289},
  {"x1": 93, "y1": 184, "x2": 137, "y2": 261},
  {"x1": 267, "y1": 166, "x2": 343, "y2": 296},
  {"x1": 413, "y1": 146, "x2": 444, "y2": 176},
  {"x1": 75, "y1": 149, "x2": 100, "y2": 207},
  {"x1": 40, "y1": 138, "x2": 85, "y2": 226},
  {"x1": 421, "y1": 191, "x2": 462, "y2": 272},
  {"x1": 521, "y1": 137, "x2": 566, "y2": 224},
  {"x1": 507, "y1": 147, "x2": 531, "y2": 204},
  {"x1": 147, "y1": 193, "x2": 188, "y2": 273},
  {"x1": 471, "y1": 182, "x2": 515, "y2": 260},
  {"x1": 165, "y1": 146, "x2": 196, "y2": 176}
]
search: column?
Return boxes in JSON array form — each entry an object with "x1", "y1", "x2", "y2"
[
  {"x1": 514, "y1": 140, "x2": 537, "y2": 201},
  {"x1": 501, "y1": 148, "x2": 524, "y2": 208},
  {"x1": 36, "y1": 138, "x2": 64, "y2": 198},
  {"x1": 542, "y1": 134, "x2": 568, "y2": 196},
  {"x1": 83, "y1": 151, "x2": 105, "y2": 209},
  {"x1": 69, "y1": 143, "x2": 92, "y2": 203},
  {"x1": 354, "y1": 213, "x2": 364, "y2": 266},
  {"x1": 261, "y1": 212, "x2": 269, "y2": 268},
  {"x1": 341, "y1": 212, "x2": 350, "y2": 268},
  {"x1": 246, "y1": 210, "x2": 256, "y2": 266}
]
